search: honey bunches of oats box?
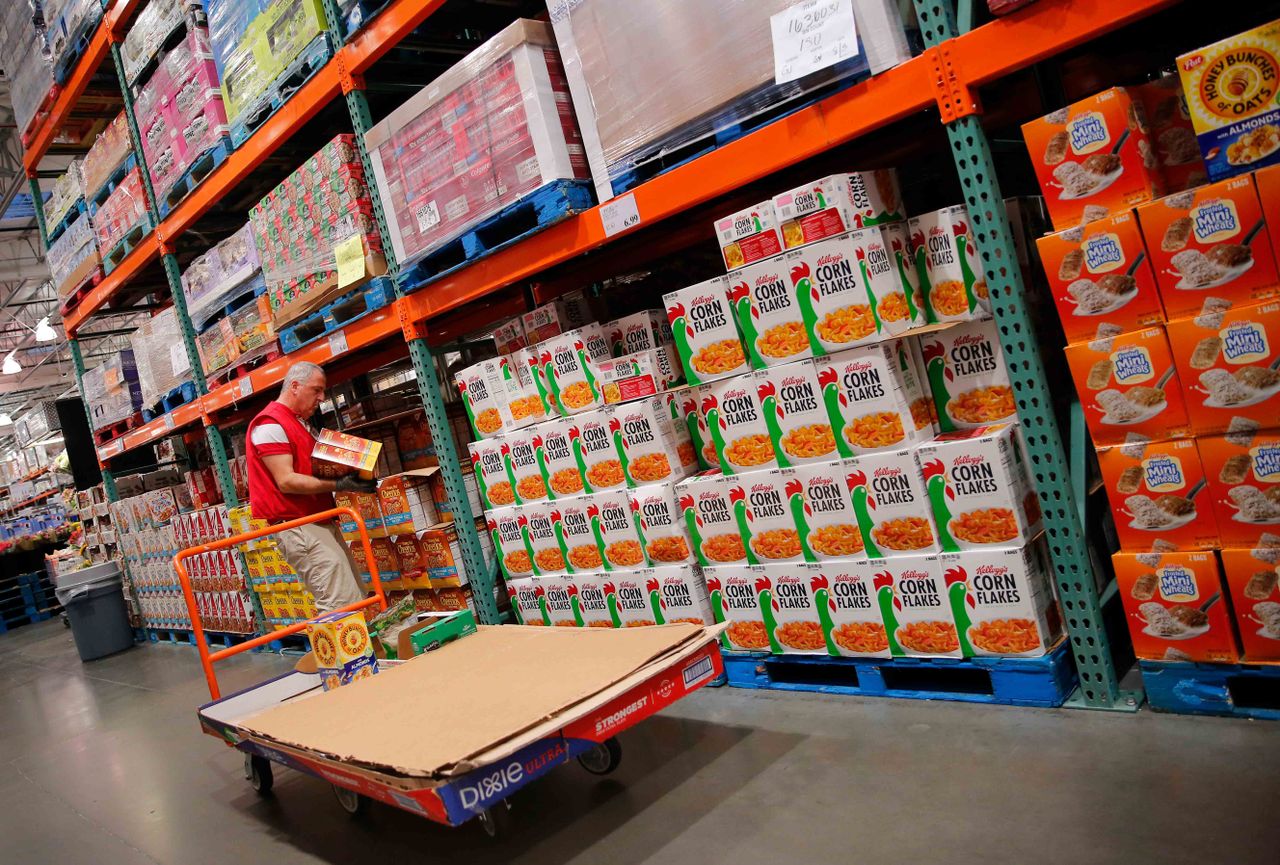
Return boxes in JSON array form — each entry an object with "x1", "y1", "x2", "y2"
[
  {"x1": 795, "y1": 459, "x2": 868, "y2": 561},
  {"x1": 664, "y1": 276, "x2": 750, "y2": 385},
  {"x1": 629, "y1": 482, "x2": 696, "y2": 566},
  {"x1": 909, "y1": 205, "x2": 989, "y2": 323},
  {"x1": 756, "y1": 361, "x2": 839, "y2": 468},
  {"x1": 940, "y1": 539, "x2": 1063, "y2": 658},
  {"x1": 612, "y1": 394, "x2": 697, "y2": 487},
  {"x1": 917, "y1": 424, "x2": 1044, "y2": 553},
  {"x1": 566, "y1": 407, "x2": 625, "y2": 493},
  {"x1": 646, "y1": 564, "x2": 715, "y2": 625},
  {"x1": 846, "y1": 448, "x2": 940, "y2": 558},
  {"x1": 676, "y1": 472, "x2": 748, "y2": 567},
  {"x1": 468, "y1": 437, "x2": 514, "y2": 510},
  {"x1": 536, "y1": 323, "x2": 612, "y2": 416},
  {"x1": 549, "y1": 496, "x2": 604, "y2": 574},
  {"x1": 488, "y1": 506, "x2": 532, "y2": 580},
  {"x1": 507, "y1": 577, "x2": 549, "y2": 626},
  {"x1": 813, "y1": 560, "x2": 892, "y2": 658},
  {"x1": 873, "y1": 553, "x2": 962, "y2": 658},
  {"x1": 918, "y1": 318, "x2": 1018, "y2": 432},
  {"x1": 815, "y1": 341, "x2": 934, "y2": 458},
  {"x1": 533, "y1": 416, "x2": 585, "y2": 501},
  {"x1": 591, "y1": 488, "x2": 649, "y2": 572},
  {"x1": 729, "y1": 253, "x2": 814, "y2": 368},
  {"x1": 704, "y1": 371, "x2": 778, "y2": 474}
]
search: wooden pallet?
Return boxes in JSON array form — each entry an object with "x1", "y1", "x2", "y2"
[
  {"x1": 1141, "y1": 659, "x2": 1280, "y2": 721},
  {"x1": 276, "y1": 277, "x2": 394, "y2": 354},
  {"x1": 227, "y1": 33, "x2": 333, "y2": 148}
]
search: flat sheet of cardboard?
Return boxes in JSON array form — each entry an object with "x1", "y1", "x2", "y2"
[{"x1": 238, "y1": 624, "x2": 702, "y2": 777}]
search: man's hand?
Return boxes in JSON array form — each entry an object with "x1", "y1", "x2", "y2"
[{"x1": 335, "y1": 475, "x2": 377, "y2": 494}]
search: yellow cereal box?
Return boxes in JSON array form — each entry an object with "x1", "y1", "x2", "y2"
[{"x1": 306, "y1": 610, "x2": 378, "y2": 691}]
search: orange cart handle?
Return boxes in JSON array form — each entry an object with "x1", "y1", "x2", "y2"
[{"x1": 173, "y1": 506, "x2": 387, "y2": 701}]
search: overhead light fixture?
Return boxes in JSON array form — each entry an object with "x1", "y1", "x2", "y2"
[
  {"x1": 0, "y1": 413, "x2": 11, "y2": 426},
  {"x1": 34, "y1": 317, "x2": 56, "y2": 342},
  {"x1": 1, "y1": 353, "x2": 20, "y2": 375}
]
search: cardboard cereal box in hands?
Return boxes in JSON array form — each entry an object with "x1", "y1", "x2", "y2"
[{"x1": 312, "y1": 430, "x2": 381, "y2": 479}]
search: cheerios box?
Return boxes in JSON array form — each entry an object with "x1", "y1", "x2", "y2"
[
  {"x1": 1097, "y1": 438, "x2": 1220, "y2": 552},
  {"x1": 532, "y1": 417, "x2": 585, "y2": 501},
  {"x1": 454, "y1": 357, "x2": 539, "y2": 440},
  {"x1": 1177, "y1": 20, "x2": 1280, "y2": 182},
  {"x1": 487, "y1": 506, "x2": 532, "y2": 580},
  {"x1": 1063, "y1": 326, "x2": 1192, "y2": 446},
  {"x1": 772, "y1": 170, "x2": 906, "y2": 249},
  {"x1": 629, "y1": 482, "x2": 696, "y2": 567},
  {"x1": 333, "y1": 490, "x2": 385, "y2": 540},
  {"x1": 1219, "y1": 547, "x2": 1280, "y2": 661},
  {"x1": 814, "y1": 340, "x2": 934, "y2": 457},
  {"x1": 1035, "y1": 210, "x2": 1166, "y2": 343},
  {"x1": 306, "y1": 610, "x2": 378, "y2": 691},
  {"x1": 548, "y1": 495, "x2": 604, "y2": 574},
  {"x1": 1021, "y1": 87, "x2": 1164, "y2": 231},
  {"x1": 703, "y1": 371, "x2": 778, "y2": 474},
  {"x1": 871, "y1": 553, "x2": 962, "y2": 658},
  {"x1": 664, "y1": 276, "x2": 749, "y2": 386},
  {"x1": 1135, "y1": 176, "x2": 1279, "y2": 319},
  {"x1": 469, "y1": 438, "x2": 512, "y2": 510},
  {"x1": 754, "y1": 361, "x2": 838, "y2": 467},
  {"x1": 676, "y1": 471, "x2": 746, "y2": 567},
  {"x1": 917, "y1": 424, "x2": 1043, "y2": 553},
  {"x1": 590, "y1": 488, "x2": 650, "y2": 572},
  {"x1": 908, "y1": 204, "x2": 990, "y2": 323},
  {"x1": 1166, "y1": 299, "x2": 1280, "y2": 436},
  {"x1": 613, "y1": 395, "x2": 697, "y2": 487},
  {"x1": 1112, "y1": 550, "x2": 1240, "y2": 662},
  {"x1": 645, "y1": 565, "x2": 715, "y2": 625},
  {"x1": 846, "y1": 448, "x2": 940, "y2": 558},
  {"x1": 500, "y1": 426, "x2": 547, "y2": 505},
  {"x1": 940, "y1": 538, "x2": 1063, "y2": 658},
  {"x1": 715, "y1": 200, "x2": 784, "y2": 271},
  {"x1": 795, "y1": 460, "x2": 866, "y2": 561},
  {"x1": 536, "y1": 324, "x2": 612, "y2": 416},
  {"x1": 566, "y1": 407, "x2": 625, "y2": 493},
  {"x1": 730, "y1": 251, "x2": 814, "y2": 368},
  {"x1": 1198, "y1": 432, "x2": 1280, "y2": 548},
  {"x1": 919, "y1": 318, "x2": 1017, "y2": 433},
  {"x1": 507, "y1": 577, "x2": 549, "y2": 626}
]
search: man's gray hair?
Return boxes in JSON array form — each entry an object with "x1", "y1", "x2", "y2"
[{"x1": 280, "y1": 361, "x2": 324, "y2": 393}]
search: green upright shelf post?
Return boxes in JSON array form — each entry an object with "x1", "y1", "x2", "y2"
[
  {"x1": 913, "y1": 0, "x2": 1138, "y2": 711},
  {"x1": 109, "y1": 43, "x2": 162, "y2": 223}
]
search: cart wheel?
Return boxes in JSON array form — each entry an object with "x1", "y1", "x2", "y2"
[
  {"x1": 576, "y1": 737, "x2": 622, "y2": 775},
  {"x1": 478, "y1": 801, "x2": 512, "y2": 838},
  {"x1": 332, "y1": 784, "x2": 367, "y2": 816},
  {"x1": 245, "y1": 754, "x2": 273, "y2": 795}
]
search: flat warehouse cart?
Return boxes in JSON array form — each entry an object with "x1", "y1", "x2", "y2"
[{"x1": 175, "y1": 509, "x2": 725, "y2": 837}]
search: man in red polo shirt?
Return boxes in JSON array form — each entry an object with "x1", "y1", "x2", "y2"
[{"x1": 247, "y1": 361, "x2": 372, "y2": 613}]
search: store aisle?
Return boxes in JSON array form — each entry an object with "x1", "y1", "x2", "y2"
[{"x1": 1, "y1": 620, "x2": 1276, "y2": 865}]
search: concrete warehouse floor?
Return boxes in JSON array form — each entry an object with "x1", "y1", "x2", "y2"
[{"x1": 2, "y1": 619, "x2": 1277, "y2": 865}]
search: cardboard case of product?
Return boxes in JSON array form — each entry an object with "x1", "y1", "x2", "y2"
[
  {"x1": 1112, "y1": 550, "x2": 1240, "y2": 663},
  {"x1": 1219, "y1": 547, "x2": 1280, "y2": 661},
  {"x1": 1197, "y1": 432, "x2": 1280, "y2": 548},
  {"x1": 312, "y1": 429, "x2": 382, "y2": 479},
  {"x1": 1096, "y1": 438, "x2": 1220, "y2": 552}
]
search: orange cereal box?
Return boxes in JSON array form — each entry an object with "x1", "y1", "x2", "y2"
[
  {"x1": 1063, "y1": 326, "x2": 1191, "y2": 446},
  {"x1": 1131, "y1": 75, "x2": 1208, "y2": 195},
  {"x1": 1096, "y1": 438, "x2": 1220, "y2": 552},
  {"x1": 1197, "y1": 431, "x2": 1280, "y2": 548},
  {"x1": 1035, "y1": 210, "x2": 1166, "y2": 343},
  {"x1": 1112, "y1": 550, "x2": 1240, "y2": 663},
  {"x1": 1219, "y1": 547, "x2": 1280, "y2": 661},
  {"x1": 1165, "y1": 299, "x2": 1280, "y2": 436},
  {"x1": 1021, "y1": 87, "x2": 1164, "y2": 231},
  {"x1": 1135, "y1": 176, "x2": 1279, "y2": 319},
  {"x1": 1253, "y1": 164, "x2": 1280, "y2": 263}
]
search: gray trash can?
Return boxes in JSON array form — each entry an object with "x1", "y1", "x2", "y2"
[{"x1": 55, "y1": 563, "x2": 134, "y2": 662}]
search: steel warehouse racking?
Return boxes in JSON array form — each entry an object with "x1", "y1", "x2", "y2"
[{"x1": 25, "y1": 0, "x2": 1239, "y2": 713}]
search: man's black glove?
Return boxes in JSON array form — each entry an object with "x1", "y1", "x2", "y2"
[{"x1": 335, "y1": 475, "x2": 377, "y2": 494}]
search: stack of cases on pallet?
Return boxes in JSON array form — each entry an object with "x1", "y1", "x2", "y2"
[
  {"x1": 81, "y1": 112, "x2": 133, "y2": 209},
  {"x1": 47, "y1": 204, "x2": 100, "y2": 306},
  {"x1": 1027, "y1": 19, "x2": 1280, "y2": 665},
  {"x1": 364, "y1": 19, "x2": 590, "y2": 272},
  {"x1": 119, "y1": 0, "x2": 205, "y2": 88},
  {"x1": 42, "y1": 0, "x2": 102, "y2": 81},
  {"x1": 228, "y1": 506, "x2": 318, "y2": 628},
  {"x1": 248, "y1": 134, "x2": 387, "y2": 329},
  {"x1": 183, "y1": 224, "x2": 271, "y2": 378},
  {"x1": 205, "y1": 0, "x2": 331, "y2": 144},
  {"x1": 660, "y1": 168, "x2": 1064, "y2": 660},
  {"x1": 91, "y1": 162, "x2": 151, "y2": 270},
  {"x1": 1, "y1": 1, "x2": 54, "y2": 141},
  {"x1": 44, "y1": 160, "x2": 85, "y2": 242},
  {"x1": 113, "y1": 489, "x2": 255, "y2": 634},
  {"x1": 82, "y1": 350, "x2": 143, "y2": 434},
  {"x1": 129, "y1": 307, "x2": 189, "y2": 412}
]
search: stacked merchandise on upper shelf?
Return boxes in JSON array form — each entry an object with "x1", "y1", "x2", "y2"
[
  {"x1": 44, "y1": 160, "x2": 86, "y2": 246},
  {"x1": 183, "y1": 224, "x2": 272, "y2": 383},
  {"x1": 47, "y1": 203, "x2": 100, "y2": 309},
  {"x1": 82, "y1": 350, "x2": 144, "y2": 439},
  {"x1": 91, "y1": 160, "x2": 152, "y2": 274},
  {"x1": 1, "y1": 1, "x2": 54, "y2": 142},
  {"x1": 119, "y1": 0, "x2": 207, "y2": 89},
  {"x1": 1028, "y1": 18, "x2": 1280, "y2": 665},
  {"x1": 645, "y1": 167, "x2": 1064, "y2": 659},
  {"x1": 82, "y1": 113, "x2": 135, "y2": 208},
  {"x1": 548, "y1": 0, "x2": 913, "y2": 201},
  {"x1": 365, "y1": 19, "x2": 592, "y2": 286},
  {"x1": 41, "y1": 0, "x2": 102, "y2": 83},
  {"x1": 130, "y1": 307, "x2": 194, "y2": 417}
]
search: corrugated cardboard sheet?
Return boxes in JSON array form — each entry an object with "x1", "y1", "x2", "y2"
[{"x1": 240, "y1": 624, "x2": 703, "y2": 777}]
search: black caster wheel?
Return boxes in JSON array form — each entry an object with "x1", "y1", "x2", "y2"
[
  {"x1": 478, "y1": 801, "x2": 512, "y2": 838},
  {"x1": 244, "y1": 754, "x2": 273, "y2": 795},
  {"x1": 576, "y1": 737, "x2": 622, "y2": 775},
  {"x1": 333, "y1": 785, "x2": 368, "y2": 816}
]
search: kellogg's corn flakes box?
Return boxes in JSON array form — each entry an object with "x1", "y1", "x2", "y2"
[
  {"x1": 940, "y1": 539, "x2": 1063, "y2": 658},
  {"x1": 919, "y1": 318, "x2": 1017, "y2": 432},
  {"x1": 521, "y1": 501, "x2": 565, "y2": 576},
  {"x1": 454, "y1": 356, "x2": 544, "y2": 440},
  {"x1": 605, "y1": 310, "x2": 673, "y2": 357},
  {"x1": 730, "y1": 252, "x2": 814, "y2": 367},
  {"x1": 664, "y1": 276, "x2": 749, "y2": 386},
  {"x1": 703, "y1": 371, "x2": 778, "y2": 474},
  {"x1": 811, "y1": 560, "x2": 891, "y2": 658},
  {"x1": 909, "y1": 205, "x2": 990, "y2": 323},
  {"x1": 1198, "y1": 432, "x2": 1280, "y2": 548},
  {"x1": 703, "y1": 565, "x2": 764, "y2": 650},
  {"x1": 488, "y1": 506, "x2": 532, "y2": 580},
  {"x1": 1097, "y1": 438, "x2": 1220, "y2": 552},
  {"x1": 846, "y1": 448, "x2": 940, "y2": 558},
  {"x1": 591, "y1": 488, "x2": 649, "y2": 572},
  {"x1": 1177, "y1": 20, "x2": 1280, "y2": 181},
  {"x1": 739, "y1": 470, "x2": 807, "y2": 565},
  {"x1": 715, "y1": 200, "x2": 784, "y2": 270},
  {"x1": 602, "y1": 574, "x2": 661, "y2": 628},
  {"x1": 533, "y1": 417, "x2": 586, "y2": 500},
  {"x1": 644, "y1": 565, "x2": 715, "y2": 625},
  {"x1": 1219, "y1": 547, "x2": 1280, "y2": 661},
  {"x1": 872, "y1": 553, "x2": 963, "y2": 658},
  {"x1": 537, "y1": 574, "x2": 579, "y2": 627},
  {"x1": 1112, "y1": 550, "x2": 1240, "y2": 662},
  {"x1": 612, "y1": 395, "x2": 697, "y2": 487},
  {"x1": 755, "y1": 360, "x2": 838, "y2": 467},
  {"x1": 566, "y1": 407, "x2": 626, "y2": 493},
  {"x1": 536, "y1": 324, "x2": 612, "y2": 416},
  {"x1": 548, "y1": 496, "x2": 604, "y2": 574},
  {"x1": 676, "y1": 471, "x2": 748, "y2": 567},
  {"x1": 500, "y1": 426, "x2": 548, "y2": 505},
  {"x1": 815, "y1": 341, "x2": 934, "y2": 457},
  {"x1": 796, "y1": 459, "x2": 867, "y2": 561},
  {"x1": 628, "y1": 482, "x2": 696, "y2": 566},
  {"x1": 507, "y1": 576, "x2": 549, "y2": 626},
  {"x1": 567, "y1": 573, "x2": 615, "y2": 628},
  {"x1": 772, "y1": 170, "x2": 905, "y2": 249},
  {"x1": 469, "y1": 438, "x2": 514, "y2": 510}
]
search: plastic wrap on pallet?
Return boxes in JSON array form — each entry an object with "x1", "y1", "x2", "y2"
[
  {"x1": 547, "y1": 0, "x2": 913, "y2": 201},
  {"x1": 205, "y1": 0, "x2": 329, "y2": 128},
  {"x1": 131, "y1": 307, "x2": 190, "y2": 410},
  {"x1": 120, "y1": 0, "x2": 205, "y2": 86},
  {"x1": 229, "y1": 291, "x2": 275, "y2": 356},
  {"x1": 47, "y1": 211, "x2": 101, "y2": 299},
  {"x1": 197, "y1": 317, "x2": 238, "y2": 375},
  {"x1": 134, "y1": 26, "x2": 229, "y2": 206},
  {"x1": 43, "y1": 160, "x2": 84, "y2": 231},
  {"x1": 82, "y1": 350, "x2": 143, "y2": 431},
  {"x1": 2, "y1": 2, "x2": 55, "y2": 138},
  {"x1": 81, "y1": 112, "x2": 133, "y2": 200},
  {"x1": 182, "y1": 221, "x2": 261, "y2": 331},
  {"x1": 248, "y1": 134, "x2": 387, "y2": 328},
  {"x1": 92, "y1": 166, "x2": 150, "y2": 254},
  {"x1": 42, "y1": 0, "x2": 102, "y2": 70},
  {"x1": 365, "y1": 19, "x2": 589, "y2": 268}
]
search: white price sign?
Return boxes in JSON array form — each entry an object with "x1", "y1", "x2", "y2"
[
  {"x1": 328, "y1": 330, "x2": 348, "y2": 357},
  {"x1": 239, "y1": 377, "x2": 254, "y2": 398},
  {"x1": 771, "y1": 0, "x2": 859, "y2": 86},
  {"x1": 599, "y1": 193, "x2": 641, "y2": 238}
]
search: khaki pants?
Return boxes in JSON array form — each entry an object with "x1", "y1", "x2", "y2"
[{"x1": 278, "y1": 522, "x2": 365, "y2": 614}]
